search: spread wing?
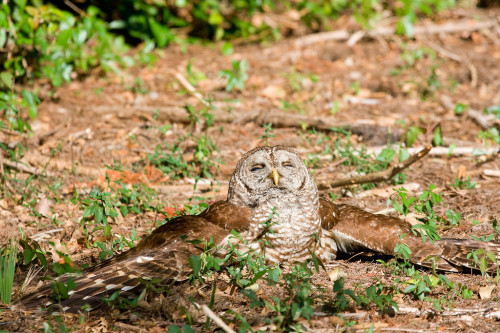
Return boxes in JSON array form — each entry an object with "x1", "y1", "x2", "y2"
[
  {"x1": 321, "y1": 199, "x2": 500, "y2": 273},
  {"x1": 13, "y1": 201, "x2": 253, "y2": 313}
]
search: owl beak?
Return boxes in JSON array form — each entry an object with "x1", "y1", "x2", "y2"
[{"x1": 271, "y1": 168, "x2": 280, "y2": 185}]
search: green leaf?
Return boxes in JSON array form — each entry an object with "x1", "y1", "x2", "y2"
[
  {"x1": 454, "y1": 103, "x2": 466, "y2": 115},
  {"x1": 0, "y1": 29, "x2": 6, "y2": 49},
  {"x1": 22, "y1": 89, "x2": 38, "y2": 119},
  {"x1": 376, "y1": 147, "x2": 396, "y2": 163},
  {"x1": 0, "y1": 72, "x2": 13, "y2": 89},
  {"x1": 432, "y1": 126, "x2": 443, "y2": 146},
  {"x1": 221, "y1": 41, "x2": 233, "y2": 56}
]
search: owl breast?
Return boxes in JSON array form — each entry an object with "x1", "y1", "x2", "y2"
[{"x1": 244, "y1": 188, "x2": 321, "y2": 263}]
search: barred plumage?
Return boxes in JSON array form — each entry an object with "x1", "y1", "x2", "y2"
[{"x1": 13, "y1": 145, "x2": 500, "y2": 313}]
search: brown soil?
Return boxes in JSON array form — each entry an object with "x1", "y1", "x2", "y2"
[{"x1": 1, "y1": 7, "x2": 500, "y2": 333}]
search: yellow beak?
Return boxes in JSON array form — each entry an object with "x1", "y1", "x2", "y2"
[{"x1": 271, "y1": 168, "x2": 280, "y2": 185}]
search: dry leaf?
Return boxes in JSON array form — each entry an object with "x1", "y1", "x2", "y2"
[
  {"x1": 479, "y1": 285, "x2": 495, "y2": 299},
  {"x1": 457, "y1": 165, "x2": 467, "y2": 180},
  {"x1": 328, "y1": 267, "x2": 346, "y2": 282}
]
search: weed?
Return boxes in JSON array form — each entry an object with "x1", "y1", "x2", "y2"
[
  {"x1": 451, "y1": 177, "x2": 476, "y2": 189},
  {"x1": 219, "y1": 59, "x2": 249, "y2": 92},
  {"x1": 470, "y1": 219, "x2": 500, "y2": 243},
  {"x1": 259, "y1": 123, "x2": 276, "y2": 146},
  {"x1": 389, "y1": 184, "x2": 443, "y2": 242},
  {"x1": 478, "y1": 128, "x2": 500, "y2": 145},
  {"x1": 0, "y1": 241, "x2": 18, "y2": 304}
]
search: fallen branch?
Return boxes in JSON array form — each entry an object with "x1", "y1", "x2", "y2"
[
  {"x1": 422, "y1": 39, "x2": 478, "y2": 88},
  {"x1": 294, "y1": 19, "x2": 498, "y2": 47},
  {"x1": 88, "y1": 105, "x2": 401, "y2": 143},
  {"x1": 367, "y1": 146, "x2": 499, "y2": 156},
  {"x1": 2, "y1": 158, "x2": 55, "y2": 177},
  {"x1": 468, "y1": 108, "x2": 498, "y2": 130},
  {"x1": 329, "y1": 145, "x2": 432, "y2": 188},
  {"x1": 347, "y1": 182, "x2": 420, "y2": 199},
  {"x1": 484, "y1": 169, "x2": 500, "y2": 178},
  {"x1": 113, "y1": 322, "x2": 146, "y2": 333}
]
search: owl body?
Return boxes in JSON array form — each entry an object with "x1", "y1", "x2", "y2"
[
  {"x1": 242, "y1": 187, "x2": 321, "y2": 263},
  {"x1": 15, "y1": 145, "x2": 500, "y2": 313}
]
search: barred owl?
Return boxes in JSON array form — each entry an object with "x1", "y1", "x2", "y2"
[{"x1": 14, "y1": 146, "x2": 500, "y2": 312}]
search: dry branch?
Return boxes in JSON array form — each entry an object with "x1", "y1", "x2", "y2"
[
  {"x1": 367, "y1": 145, "x2": 499, "y2": 156},
  {"x1": 329, "y1": 145, "x2": 432, "y2": 188},
  {"x1": 1, "y1": 159, "x2": 55, "y2": 177},
  {"x1": 484, "y1": 169, "x2": 500, "y2": 177},
  {"x1": 89, "y1": 105, "x2": 401, "y2": 142},
  {"x1": 294, "y1": 19, "x2": 498, "y2": 47}
]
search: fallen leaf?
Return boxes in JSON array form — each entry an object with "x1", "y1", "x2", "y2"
[
  {"x1": 35, "y1": 195, "x2": 50, "y2": 216},
  {"x1": 457, "y1": 165, "x2": 467, "y2": 180},
  {"x1": 328, "y1": 267, "x2": 346, "y2": 282},
  {"x1": 479, "y1": 285, "x2": 495, "y2": 299}
]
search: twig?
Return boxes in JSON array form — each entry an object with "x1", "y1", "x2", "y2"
[
  {"x1": 64, "y1": 0, "x2": 86, "y2": 17},
  {"x1": 113, "y1": 322, "x2": 146, "y2": 333},
  {"x1": 1, "y1": 159, "x2": 54, "y2": 177},
  {"x1": 367, "y1": 146, "x2": 499, "y2": 156},
  {"x1": 31, "y1": 228, "x2": 64, "y2": 242},
  {"x1": 175, "y1": 72, "x2": 211, "y2": 108},
  {"x1": 347, "y1": 182, "x2": 420, "y2": 199},
  {"x1": 484, "y1": 169, "x2": 500, "y2": 178},
  {"x1": 468, "y1": 108, "x2": 498, "y2": 130},
  {"x1": 293, "y1": 19, "x2": 498, "y2": 47},
  {"x1": 89, "y1": 105, "x2": 401, "y2": 142},
  {"x1": 329, "y1": 145, "x2": 432, "y2": 188},
  {"x1": 198, "y1": 303, "x2": 236, "y2": 333}
]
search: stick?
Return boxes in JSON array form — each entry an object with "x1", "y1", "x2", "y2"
[
  {"x1": 293, "y1": 19, "x2": 498, "y2": 47},
  {"x1": 484, "y1": 169, "x2": 500, "y2": 178},
  {"x1": 329, "y1": 145, "x2": 432, "y2": 188},
  {"x1": 88, "y1": 105, "x2": 401, "y2": 141},
  {"x1": 113, "y1": 322, "x2": 146, "y2": 333},
  {"x1": 348, "y1": 182, "x2": 420, "y2": 199},
  {"x1": 175, "y1": 72, "x2": 211, "y2": 108},
  {"x1": 2, "y1": 159, "x2": 55, "y2": 177},
  {"x1": 468, "y1": 109, "x2": 498, "y2": 130},
  {"x1": 198, "y1": 303, "x2": 236, "y2": 333},
  {"x1": 367, "y1": 146, "x2": 499, "y2": 156}
]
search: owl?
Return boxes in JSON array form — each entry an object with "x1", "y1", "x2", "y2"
[{"x1": 14, "y1": 146, "x2": 500, "y2": 312}]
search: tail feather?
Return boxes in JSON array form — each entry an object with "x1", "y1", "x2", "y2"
[
  {"x1": 406, "y1": 237, "x2": 500, "y2": 273},
  {"x1": 12, "y1": 243, "x2": 197, "y2": 313}
]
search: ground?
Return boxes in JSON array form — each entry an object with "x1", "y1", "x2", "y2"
[{"x1": 1, "y1": 6, "x2": 500, "y2": 333}]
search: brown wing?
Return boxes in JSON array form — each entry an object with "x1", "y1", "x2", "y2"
[
  {"x1": 323, "y1": 202, "x2": 500, "y2": 272},
  {"x1": 319, "y1": 196, "x2": 340, "y2": 230},
  {"x1": 14, "y1": 201, "x2": 252, "y2": 313}
]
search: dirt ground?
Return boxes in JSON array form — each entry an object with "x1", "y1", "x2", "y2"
[{"x1": 1, "y1": 6, "x2": 500, "y2": 333}]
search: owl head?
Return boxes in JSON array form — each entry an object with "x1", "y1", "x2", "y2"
[{"x1": 227, "y1": 146, "x2": 318, "y2": 207}]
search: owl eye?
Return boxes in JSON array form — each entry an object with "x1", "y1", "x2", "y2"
[
  {"x1": 282, "y1": 161, "x2": 294, "y2": 168},
  {"x1": 250, "y1": 164, "x2": 265, "y2": 172}
]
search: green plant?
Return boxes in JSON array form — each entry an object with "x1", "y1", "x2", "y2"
[
  {"x1": 219, "y1": 59, "x2": 249, "y2": 92},
  {"x1": 451, "y1": 177, "x2": 476, "y2": 189},
  {"x1": 0, "y1": 241, "x2": 18, "y2": 304},
  {"x1": 395, "y1": 0, "x2": 456, "y2": 37},
  {"x1": 259, "y1": 122, "x2": 276, "y2": 146},
  {"x1": 333, "y1": 135, "x2": 403, "y2": 189},
  {"x1": 389, "y1": 184, "x2": 443, "y2": 242},
  {"x1": 478, "y1": 128, "x2": 500, "y2": 145}
]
